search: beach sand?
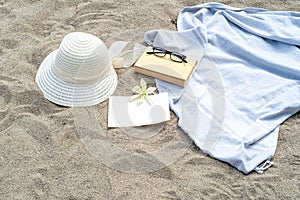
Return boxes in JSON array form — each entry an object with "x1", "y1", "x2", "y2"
[{"x1": 0, "y1": 0, "x2": 299, "y2": 199}]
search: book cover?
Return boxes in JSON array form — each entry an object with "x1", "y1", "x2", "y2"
[{"x1": 134, "y1": 46, "x2": 202, "y2": 87}]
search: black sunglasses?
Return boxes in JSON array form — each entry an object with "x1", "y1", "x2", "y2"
[{"x1": 147, "y1": 47, "x2": 187, "y2": 63}]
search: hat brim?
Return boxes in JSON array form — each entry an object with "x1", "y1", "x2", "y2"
[{"x1": 35, "y1": 50, "x2": 118, "y2": 107}]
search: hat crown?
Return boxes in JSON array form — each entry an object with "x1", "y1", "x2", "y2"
[{"x1": 53, "y1": 32, "x2": 110, "y2": 83}]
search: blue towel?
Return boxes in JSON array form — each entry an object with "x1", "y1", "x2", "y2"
[{"x1": 144, "y1": 2, "x2": 300, "y2": 174}]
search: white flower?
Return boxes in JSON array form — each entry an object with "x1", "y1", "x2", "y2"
[{"x1": 129, "y1": 78, "x2": 156, "y2": 105}]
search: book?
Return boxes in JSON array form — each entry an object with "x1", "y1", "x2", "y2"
[{"x1": 134, "y1": 46, "x2": 202, "y2": 87}]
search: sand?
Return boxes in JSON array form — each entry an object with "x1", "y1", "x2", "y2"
[{"x1": 0, "y1": 0, "x2": 299, "y2": 199}]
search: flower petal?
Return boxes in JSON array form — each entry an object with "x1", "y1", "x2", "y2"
[
  {"x1": 140, "y1": 78, "x2": 147, "y2": 90},
  {"x1": 129, "y1": 94, "x2": 141, "y2": 102},
  {"x1": 131, "y1": 85, "x2": 141, "y2": 93},
  {"x1": 146, "y1": 87, "x2": 156, "y2": 94},
  {"x1": 137, "y1": 96, "x2": 144, "y2": 104},
  {"x1": 145, "y1": 95, "x2": 153, "y2": 105}
]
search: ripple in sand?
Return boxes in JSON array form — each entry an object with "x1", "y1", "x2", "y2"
[
  {"x1": 0, "y1": 81, "x2": 12, "y2": 109},
  {"x1": 70, "y1": 11, "x2": 124, "y2": 30},
  {"x1": 0, "y1": 96, "x2": 5, "y2": 110},
  {"x1": 69, "y1": 1, "x2": 124, "y2": 33}
]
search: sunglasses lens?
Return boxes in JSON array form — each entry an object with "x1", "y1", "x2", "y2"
[
  {"x1": 171, "y1": 52, "x2": 185, "y2": 62},
  {"x1": 153, "y1": 47, "x2": 166, "y2": 57}
]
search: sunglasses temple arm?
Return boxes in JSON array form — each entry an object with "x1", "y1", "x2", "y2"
[{"x1": 146, "y1": 52, "x2": 155, "y2": 54}]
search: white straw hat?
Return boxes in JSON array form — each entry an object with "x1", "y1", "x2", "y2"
[{"x1": 35, "y1": 32, "x2": 118, "y2": 107}]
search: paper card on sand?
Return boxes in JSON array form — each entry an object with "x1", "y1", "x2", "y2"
[{"x1": 108, "y1": 93, "x2": 170, "y2": 127}]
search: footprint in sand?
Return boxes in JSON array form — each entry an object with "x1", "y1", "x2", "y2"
[{"x1": 0, "y1": 39, "x2": 18, "y2": 50}]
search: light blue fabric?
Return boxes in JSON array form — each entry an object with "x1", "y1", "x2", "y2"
[{"x1": 144, "y1": 2, "x2": 300, "y2": 174}]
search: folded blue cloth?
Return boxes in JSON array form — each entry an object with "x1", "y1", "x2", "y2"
[{"x1": 144, "y1": 2, "x2": 300, "y2": 174}]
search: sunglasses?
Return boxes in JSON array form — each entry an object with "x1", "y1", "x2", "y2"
[{"x1": 147, "y1": 47, "x2": 187, "y2": 63}]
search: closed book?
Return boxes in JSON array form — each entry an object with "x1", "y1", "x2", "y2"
[{"x1": 134, "y1": 47, "x2": 202, "y2": 87}]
